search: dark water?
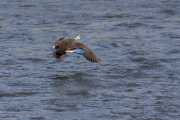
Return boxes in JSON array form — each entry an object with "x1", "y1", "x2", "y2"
[{"x1": 0, "y1": 0, "x2": 180, "y2": 119}]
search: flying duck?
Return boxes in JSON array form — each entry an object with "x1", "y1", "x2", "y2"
[{"x1": 52, "y1": 35, "x2": 101, "y2": 63}]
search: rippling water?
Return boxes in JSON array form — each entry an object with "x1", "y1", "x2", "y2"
[{"x1": 0, "y1": 0, "x2": 180, "y2": 119}]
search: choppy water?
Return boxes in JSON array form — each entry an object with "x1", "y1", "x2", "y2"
[{"x1": 0, "y1": 0, "x2": 180, "y2": 119}]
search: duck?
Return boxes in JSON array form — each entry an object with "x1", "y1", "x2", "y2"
[{"x1": 52, "y1": 35, "x2": 101, "y2": 63}]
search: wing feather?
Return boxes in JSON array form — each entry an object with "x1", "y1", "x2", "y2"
[{"x1": 76, "y1": 43, "x2": 101, "y2": 62}]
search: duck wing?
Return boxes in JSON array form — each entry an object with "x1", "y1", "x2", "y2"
[{"x1": 76, "y1": 43, "x2": 101, "y2": 63}]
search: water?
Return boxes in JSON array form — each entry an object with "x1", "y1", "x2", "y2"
[{"x1": 0, "y1": 0, "x2": 180, "y2": 119}]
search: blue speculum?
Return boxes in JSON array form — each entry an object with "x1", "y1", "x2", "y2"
[{"x1": 74, "y1": 48, "x2": 85, "y2": 55}]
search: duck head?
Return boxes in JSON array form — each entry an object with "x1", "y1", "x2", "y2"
[{"x1": 53, "y1": 37, "x2": 65, "y2": 49}]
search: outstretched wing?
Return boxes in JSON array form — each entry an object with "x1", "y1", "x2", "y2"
[{"x1": 76, "y1": 43, "x2": 101, "y2": 63}]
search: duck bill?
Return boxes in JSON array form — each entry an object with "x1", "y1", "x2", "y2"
[
  {"x1": 53, "y1": 44, "x2": 56, "y2": 49},
  {"x1": 53, "y1": 42, "x2": 58, "y2": 49}
]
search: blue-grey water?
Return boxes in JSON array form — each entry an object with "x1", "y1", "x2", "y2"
[{"x1": 0, "y1": 0, "x2": 180, "y2": 119}]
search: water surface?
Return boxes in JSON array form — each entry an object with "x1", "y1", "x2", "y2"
[{"x1": 0, "y1": 0, "x2": 180, "y2": 119}]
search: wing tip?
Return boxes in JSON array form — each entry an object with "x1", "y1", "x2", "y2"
[{"x1": 88, "y1": 56, "x2": 101, "y2": 63}]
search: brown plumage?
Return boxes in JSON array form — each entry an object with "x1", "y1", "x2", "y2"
[{"x1": 52, "y1": 35, "x2": 101, "y2": 63}]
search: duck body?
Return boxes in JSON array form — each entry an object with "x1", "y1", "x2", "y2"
[{"x1": 52, "y1": 35, "x2": 101, "y2": 63}]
